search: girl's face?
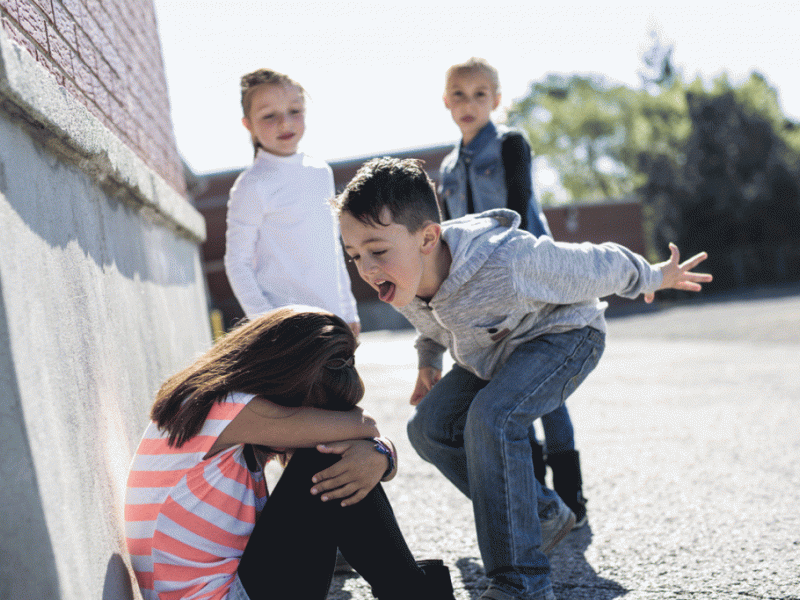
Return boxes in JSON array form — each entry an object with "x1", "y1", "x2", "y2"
[
  {"x1": 242, "y1": 83, "x2": 306, "y2": 156},
  {"x1": 443, "y1": 71, "x2": 500, "y2": 144}
]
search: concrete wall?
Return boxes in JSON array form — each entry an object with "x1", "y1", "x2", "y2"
[{"x1": 0, "y1": 21, "x2": 211, "y2": 600}]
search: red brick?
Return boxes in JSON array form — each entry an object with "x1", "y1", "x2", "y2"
[
  {"x1": 73, "y1": 53, "x2": 94, "y2": 96},
  {"x1": 38, "y1": 53, "x2": 66, "y2": 87},
  {"x1": 109, "y1": 96, "x2": 128, "y2": 137},
  {"x1": 62, "y1": 72, "x2": 81, "y2": 100},
  {"x1": 29, "y1": 0, "x2": 53, "y2": 23},
  {"x1": 100, "y1": 40, "x2": 123, "y2": 79},
  {"x1": 75, "y1": 28, "x2": 96, "y2": 71},
  {"x1": 80, "y1": 9, "x2": 105, "y2": 53},
  {"x1": 17, "y1": 2, "x2": 48, "y2": 48},
  {"x1": 58, "y1": 0, "x2": 84, "y2": 23},
  {"x1": 47, "y1": 27, "x2": 74, "y2": 78},
  {"x1": 86, "y1": 0, "x2": 113, "y2": 43},
  {"x1": 52, "y1": 0, "x2": 77, "y2": 47},
  {"x1": 93, "y1": 76, "x2": 111, "y2": 120},
  {"x1": 95, "y1": 55, "x2": 112, "y2": 93},
  {"x1": 2, "y1": 0, "x2": 20, "y2": 22}
]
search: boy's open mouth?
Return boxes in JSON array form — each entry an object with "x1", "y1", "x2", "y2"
[{"x1": 377, "y1": 280, "x2": 395, "y2": 302}]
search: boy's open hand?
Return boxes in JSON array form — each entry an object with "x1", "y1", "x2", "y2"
[
  {"x1": 410, "y1": 367, "x2": 442, "y2": 405},
  {"x1": 645, "y1": 243, "x2": 713, "y2": 303},
  {"x1": 311, "y1": 439, "x2": 387, "y2": 506}
]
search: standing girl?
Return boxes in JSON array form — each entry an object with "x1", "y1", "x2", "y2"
[
  {"x1": 124, "y1": 306, "x2": 454, "y2": 599},
  {"x1": 225, "y1": 69, "x2": 360, "y2": 334}
]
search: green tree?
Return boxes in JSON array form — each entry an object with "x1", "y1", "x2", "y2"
[
  {"x1": 507, "y1": 73, "x2": 693, "y2": 206},
  {"x1": 640, "y1": 83, "x2": 800, "y2": 291},
  {"x1": 507, "y1": 74, "x2": 635, "y2": 204}
]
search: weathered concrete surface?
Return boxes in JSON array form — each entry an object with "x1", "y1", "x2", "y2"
[
  {"x1": 327, "y1": 286, "x2": 800, "y2": 600},
  {"x1": 1, "y1": 30, "x2": 211, "y2": 600}
]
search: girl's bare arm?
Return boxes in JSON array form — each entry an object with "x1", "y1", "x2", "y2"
[{"x1": 206, "y1": 396, "x2": 379, "y2": 457}]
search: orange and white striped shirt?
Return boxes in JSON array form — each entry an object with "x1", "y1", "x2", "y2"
[{"x1": 125, "y1": 392, "x2": 268, "y2": 600}]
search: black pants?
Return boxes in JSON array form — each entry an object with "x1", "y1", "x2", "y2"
[{"x1": 237, "y1": 448, "x2": 427, "y2": 599}]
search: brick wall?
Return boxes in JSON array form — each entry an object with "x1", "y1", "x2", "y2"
[{"x1": 0, "y1": 0, "x2": 185, "y2": 194}]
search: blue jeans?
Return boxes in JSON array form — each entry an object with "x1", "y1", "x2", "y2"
[
  {"x1": 407, "y1": 327, "x2": 605, "y2": 599},
  {"x1": 529, "y1": 404, "x2": 574, "y2": 455}
]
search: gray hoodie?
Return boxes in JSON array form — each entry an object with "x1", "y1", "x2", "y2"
[{"x1": 397, "y1": 209, "x2": 663, "y2": 380}]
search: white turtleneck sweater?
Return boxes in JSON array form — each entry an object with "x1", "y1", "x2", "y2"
[{"x1": 224, "y1": 149, "x2": 359, "y2": 323}]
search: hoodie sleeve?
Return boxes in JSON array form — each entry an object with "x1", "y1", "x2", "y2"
[
  {"x1": 511, "y1": 236, "x2": 663, "y2": 304},
  {"x1": 414, "y1": 335, "x2": 446, "y2": 372}
]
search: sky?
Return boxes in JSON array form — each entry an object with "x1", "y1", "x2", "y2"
[{"x1": 151, "y1": 1, "x2": 800, "y2": 177}]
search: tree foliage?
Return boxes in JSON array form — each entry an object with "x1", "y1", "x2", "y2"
[
  {"x1": 506, "y1": 51, "x2": 800, "y2": 291},
  {"x1": 642, "y1": 85, "x2": 800, "y2": 291}
]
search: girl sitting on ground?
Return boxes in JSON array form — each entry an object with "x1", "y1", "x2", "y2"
[{"x1": 124, "y1": 306, "x2": 453, "y2": 600}]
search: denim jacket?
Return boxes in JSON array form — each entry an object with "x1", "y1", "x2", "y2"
[{"x1": 438, "y1": 122, "x2": 550, "y2": 237}]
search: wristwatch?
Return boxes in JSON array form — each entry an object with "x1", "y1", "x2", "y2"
[{"x1": 371, "y1": 437, "x2": 396, "y2": 480}]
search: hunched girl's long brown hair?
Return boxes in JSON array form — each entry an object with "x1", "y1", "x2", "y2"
[{"x1": 150, "y1": 306, "x2": 363, "y2": 448}]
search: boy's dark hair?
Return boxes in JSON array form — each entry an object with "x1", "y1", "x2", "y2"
[
  {"x1": 333, "y1": 157, "x2": 442, "y2": 232},
  {"x1": 150, "y1": 306, "x2": 363, "y2": 448}
]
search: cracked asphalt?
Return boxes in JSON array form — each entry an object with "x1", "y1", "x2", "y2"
[{"x1": 322, "y1": 285, "x2": 800, "y2": 600}]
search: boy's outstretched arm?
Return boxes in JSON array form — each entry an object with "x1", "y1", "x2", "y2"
[{"x1": 644, "y1": 243, "x2": 713, "y2": 303}]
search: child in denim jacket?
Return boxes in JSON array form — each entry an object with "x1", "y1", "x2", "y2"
[{"x1": 440, "y1": 57, "x2": 585, "y2": 525}]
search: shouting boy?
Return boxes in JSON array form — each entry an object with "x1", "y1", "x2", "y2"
[{"x1": 332, "y1": 157, "x2": 711, "y2": 600}]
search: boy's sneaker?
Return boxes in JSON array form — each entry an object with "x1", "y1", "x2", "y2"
[{"x1": 538, "y1": 495, "x2": 575, "y2": 553}]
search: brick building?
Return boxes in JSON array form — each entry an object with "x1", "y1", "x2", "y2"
[{"x1": 1, "y1": 0, "x2": 185, "y2": 192}]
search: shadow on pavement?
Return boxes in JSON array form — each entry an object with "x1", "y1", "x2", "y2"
[
  {"x1": 456, "y1": 525, "x2": 628, "y2": 600},
  {"x1": 453, "y1": 530, "x2": 626, "y2": 600},
  {"x1": 549, "y1": 526, "x2": 626, "y2": 600}
]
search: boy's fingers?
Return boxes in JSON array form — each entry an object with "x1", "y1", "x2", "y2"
[
  {"x1": 680, "y1": 251, "x2": 709, "y2": 270},
  {"x1": 684, "y1": 271, "x2": 713, "y2": 282}
]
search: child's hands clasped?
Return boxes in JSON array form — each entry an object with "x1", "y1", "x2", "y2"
[
  {"x1": 310, "y1": 439, "x2": 389, "y2": 506},
  {"x1": 644, "y1": 243, "x2": 713, "y2": 303}
]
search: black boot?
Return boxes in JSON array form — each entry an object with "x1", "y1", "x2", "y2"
[
  {"x1": 372, "y1": 559, "x2": 455, "y2": 600},
  {"x1": 417, "y1": 559, "x2": 456, "y2": 600},
  {"x1": 547, "y1": 449, "x2": 588, "y2": 528},
  {"x1": 531, "y1": 439, "x2": 547, "y2": 486}
]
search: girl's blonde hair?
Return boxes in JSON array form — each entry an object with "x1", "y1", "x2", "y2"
[
  {"x1": 150, "y1": 306, "x2": 363, "y2": 448},
  {"x1": 239, "y1": 68, "x2": 306, "y2": 156},
  {"x1": 445, "y1": 57, "x2": 500, "y2": 94}
]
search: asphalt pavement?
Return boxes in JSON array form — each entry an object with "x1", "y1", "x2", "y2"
[{"x1": 324, "y1": 285, "x2": 800, "y2": 600}]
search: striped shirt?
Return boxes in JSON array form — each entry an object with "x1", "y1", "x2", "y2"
[{"x1": 125, "y1": 392, "x2": 268, "y2": 600}]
